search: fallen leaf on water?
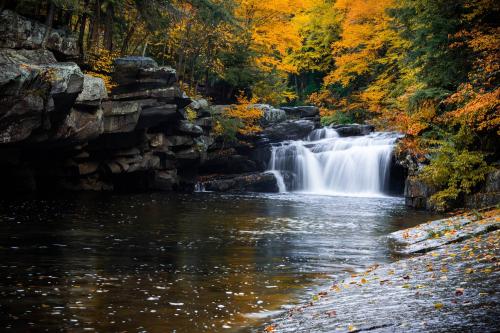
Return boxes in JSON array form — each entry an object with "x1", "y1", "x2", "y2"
[
  {"x1": 360, "y1": 278, "x2": 367, "y2": 284},
  {"x1": 326, "y1": 310, "x2": 337, "y2": 317},
  {"x1": 455, "y1": 288, "x2": 464, "y2": 296},
  {"x1": 348, "y1": 324, "x2": 357, "y2": 331},
  {"x1": 434, "y1": 303, "x2": 443, "y2": 310},
  {"x1": 465, "y1": 268, "x2": 474, "y2": 274}
]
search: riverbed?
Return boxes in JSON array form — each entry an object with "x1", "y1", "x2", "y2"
[{"x1": 0, "y1": 192, "x2": 440, "y2": 332}]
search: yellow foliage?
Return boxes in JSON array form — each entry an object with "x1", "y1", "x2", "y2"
[
  {"x1": 85, "y1": 48, "x2": 119, "y2": 92},
  {"x1": 227, "y1": 93, "x2": 264, "y2": 135}
]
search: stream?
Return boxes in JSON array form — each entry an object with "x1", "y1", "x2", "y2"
[{"x1": 0, "y1": 192, "x2": 440, "y2": 332}]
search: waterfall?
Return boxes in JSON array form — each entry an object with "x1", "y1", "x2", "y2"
[{"x1": 268, "y1": 127, "x2": 401, "y2": 196}]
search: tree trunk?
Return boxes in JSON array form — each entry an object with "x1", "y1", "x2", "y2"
[
  {"x1": 41, "y1": 1, "x2": 55, "y2": 49},
  {"x1": 78, "y1": 0, "x2": 89, "y2": 59},
  {"x1": 104, "y1": 3, "x2": 113, "y2": 51},
  {"x1": 89, "y1": 0, "x2": 101, "y2": 51},
  {"x1": 120, "y1": 24, "x2": 136, "y2": 56}
]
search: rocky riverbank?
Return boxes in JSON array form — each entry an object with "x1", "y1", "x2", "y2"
[{"x1": 264, "y1": 208, "x2": 500, "y2": 332}]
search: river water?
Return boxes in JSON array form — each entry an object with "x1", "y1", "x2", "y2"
[{"x1": 0, "y1": 192, "x2": 440, "y2": 332}]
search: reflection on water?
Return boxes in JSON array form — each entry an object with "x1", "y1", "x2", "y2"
[{"x1": 0, "y1": 192, "x2": 440, "y2": 332}]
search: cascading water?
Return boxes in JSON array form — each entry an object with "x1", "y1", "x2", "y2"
[{"x1": 268, "y1": 127, "x2": 402, "y2": 196}]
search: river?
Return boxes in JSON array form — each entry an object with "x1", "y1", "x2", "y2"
[{"x1": 0, "y1": 192, "x2": 440, "y2": 332}]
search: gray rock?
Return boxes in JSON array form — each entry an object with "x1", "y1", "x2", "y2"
[
  {"x1": 281, "y1": 106, "x2": 319, "y2": 118},
  {"x1": 175, "y1": 147, "x2": 200, "y2": 160},
  {"x1": 404, "y1": 176, "x2": 436, "y2": 210},
  {"x1": 261, "y1": 119, "x2": 316, "y2": 142},
  {"x1": 0, "y1": 10, "x2": 79, "y2": 59},
  {"x1": 101, "y1": 101, "x2": 140, "y2": 133},
  {"x1": 331, "y1": 124, "x2": 374, "y2": 137},
  {"x1": 165, "y1": 135, "x2": 194, "y2": 147},
  {"x1": 465, "y1": 169, "x2": 500, "y2": 209},
  {"x1": 51, "y1": 108, "x2": 104, "y2": 142},
  {"x1": 151, "y1": 170, "x2": 178, "y2": 191},
  {"x1": 177, "y1": 120, "x2": 203, "y2": 136},
  {"x1": 136, "y1": 104, "x2": 179, "y2": 129},
  {"x1": 75, "y1": 75, "x2": 108, "y2": 105}
]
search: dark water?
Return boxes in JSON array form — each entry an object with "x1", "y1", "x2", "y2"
[{"x1": 0, "y1": 192, "x2": 440, "y2": 332}]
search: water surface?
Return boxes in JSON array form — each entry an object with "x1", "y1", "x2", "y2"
[{"x1": 0, "y1": 192, "x2": 440, "y2": 332}]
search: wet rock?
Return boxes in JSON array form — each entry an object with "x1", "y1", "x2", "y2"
[
  {"x1": 404, "y1": 176, "x2": 436, "y2": 210},
  {"x1": 261, "y1": 120, "x2": 316, "y2": 142},
  {"x1": 0, "y1": 10, "x2": 79, "y2": 59},
  {"x1": 253, "y1": 104, "x2": 287, "y2": 125},
  {"x1": 202, "y1": 172, "x2": 279, "y2": 192},
  {"x1": 151, "y1": 170, "x2": 178, "y2": 190},
  {"x1": 331, "y1": 124, "x2": 374, "y2": 137}
]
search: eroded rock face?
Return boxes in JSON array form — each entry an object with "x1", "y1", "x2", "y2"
[
  {"x1": 465, "y1": 169, "x2": 500, "y2": 208},
  {"x1": 281, "y1": 106, "x2": 319, "y2": 118},
  {"x1": 201, "y1": 172, "x2": 279, "y2": 192},
  {"x1": 0, "y1": 10, "x2": 79, "y2": 59}
]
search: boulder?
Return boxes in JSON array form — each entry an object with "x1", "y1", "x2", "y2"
[
  {"x1": 113, "y1": 56, "x2": 177, "y2": 92},
  {"x1": 51, "y1": 108, "x2": 104, "y2": 142},
  {"x1": 251, "y1": 104, "x2": 287, "y2": 125},
  {"x1": 101, "y1": 101, "x2": 140, "y2": 133},
  {"x1": 0, "y1": 48, "x2": 56, "y2": 65},
  {"x1": 189, "y1": 98, "x2": 211, "y2": 117},
  {"x1": 0, "y1": 55, "x2": 84, "y2": 143},
  {"x1": 260, "y1": 119, "x2": 316, "y2": 142},
  {"x1": 202, "y1": 172, "x2": 279, "y2": 192},
  {"x1": 331, "y1": 124, "x2": 374, "y2": 137},
  {"x1": 75, "y1": 75, "x2": 108, "y2": 107},
  {"x1": 165, "y1": 135, "x2": 194, "y2": 147},
  {"x1": 281, "y1": 106, "x2": 319, "y2": 118},
  {"x1": 0, "y1": 10, "x2": 79, "y2": 59},
  {"x1": 177, "y1": 120, "x2": 203, "y2": 136},
  {"x1": 175, "y1": 147, "x2": 201, "y2": 160},
  {"x1": 110, "y1": 86, "x2": 192, "y2": 108}
]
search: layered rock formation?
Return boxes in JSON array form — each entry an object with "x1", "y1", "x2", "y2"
[{"x1": 0, "y1": 11, "x2": 213, "y2": 194}]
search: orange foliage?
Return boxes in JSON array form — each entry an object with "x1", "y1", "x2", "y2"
[{"x1": 227, "y1": 93, "x2": 264, "y2": 135}]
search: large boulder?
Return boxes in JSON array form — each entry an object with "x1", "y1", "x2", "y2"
[
  {"x1": 136, "y1": 104, "x2": 179, "y2": 129},
  {"x1": 201, "y1": 172, "x2": 279, "y2": 192},
  {"x1": 0, "y1": 50, "x2": 84, "y2": 144},
  {"x1": 50, "y1": 108, "x2": 104, "y2": 143},
  {"x1": 331, "y1": 124, "x2": 374, "y2": 137},
  {"x1": 75, "y1": 75, "x2": 108, "y2": 107},
  {"x1": 112, "y1": 56, "x2": 177, "y2": 93},
  {"x1": 176, "y1": 120, "x2": 203, "y2": 136},
  {"x1": 404, "y1": 176, "x2": 437, "y2": 210},
  {"x1": 0, "y1": 10, "x2": 79, "y2": 59},
  {"x1": 260, "y1": 119, "x2": 316, "y2": 142},
  {"x1": 252, "y1": 104, "x2": 287, "y2": 125}
]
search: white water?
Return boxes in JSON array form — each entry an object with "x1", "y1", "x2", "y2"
[{"x1": 268, "y1": 128, "x2": 402, "y2": 197}]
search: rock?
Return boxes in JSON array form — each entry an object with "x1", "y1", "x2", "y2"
[
  {"x1": 0, "y1": 48, "x2": 56, "y2": 65},
  {"x1": 260, "y1": 119, "x2": 316, "y2": 142},
  {"x1": 189, "y1": 98, "x2": 211, "y2": 117},
  {"x1": 136, "y1": 104, "x2": 179, "y2": 129},
  {"x1": 110, "y1": 86, "x2": 192, "y2": 108},
  {"x1": 0, "y1": 10, "x2": 79, "y2": 59},
  {"x1": 281, "y1": 106, "x2": 319, "y2": 118},
  {"x1": 404, "y1": 175, "x2": 436, "y2": 210},
  {"x1": 151, "y1": 170, "x2": 178, "y2": 191},
  {"x1": 202, "y1": 172, "x2": 279, "y2": 192},
  {"x1": 75, "y1": 75, "x2": 108, "y2": 106},
  {"x1": 251, "y1": 104, "x2": 287, "y2": 125},
  {"x1": 78, "y1": 161, "x2": 99, "y2": 175},
  {"x1": 465, "y1": 169, "x2": 500, "y2": 209},
  {"x1": 194, "y1": 117, "x2": 213, "y2": 129},
  {"x1": 101, "y1": 101, "x2": 140, "y2": 133},
  {"x1": 210, "y1": 105, "x2": 230, "y2": 115},
  {"x1": 165, "y1": 135, "x2": 194, "y2": 147},
  {"x1": 113, "y1": 56, "x2": 177, "y2": 92},
  {"x1": 0, "y1": 56, "x2": 84, "y2": 143},
  {"x1": 201, "y1": 153, "x2": 258, "y2": 174},
  {"x1": 177, "y1": 120, "x2": 203, "y2": 136},
  {"x1": 51, "y1": 108, "x2": 104, "y2": 143},
  {"x1": 175, "y1": 147, "x2": 201, "y2": 160},
  {"x1": 331, "y1": 124, "x2": 374, "y2": 137}
]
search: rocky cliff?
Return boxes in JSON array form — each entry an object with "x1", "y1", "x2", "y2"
[{"x1": 0, "y1": 10, "x2": 214, "y2": 194}]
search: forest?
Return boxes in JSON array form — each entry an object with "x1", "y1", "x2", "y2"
[{"x1": 4, "y1": 0, "x2": 499, "y2": 206}]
